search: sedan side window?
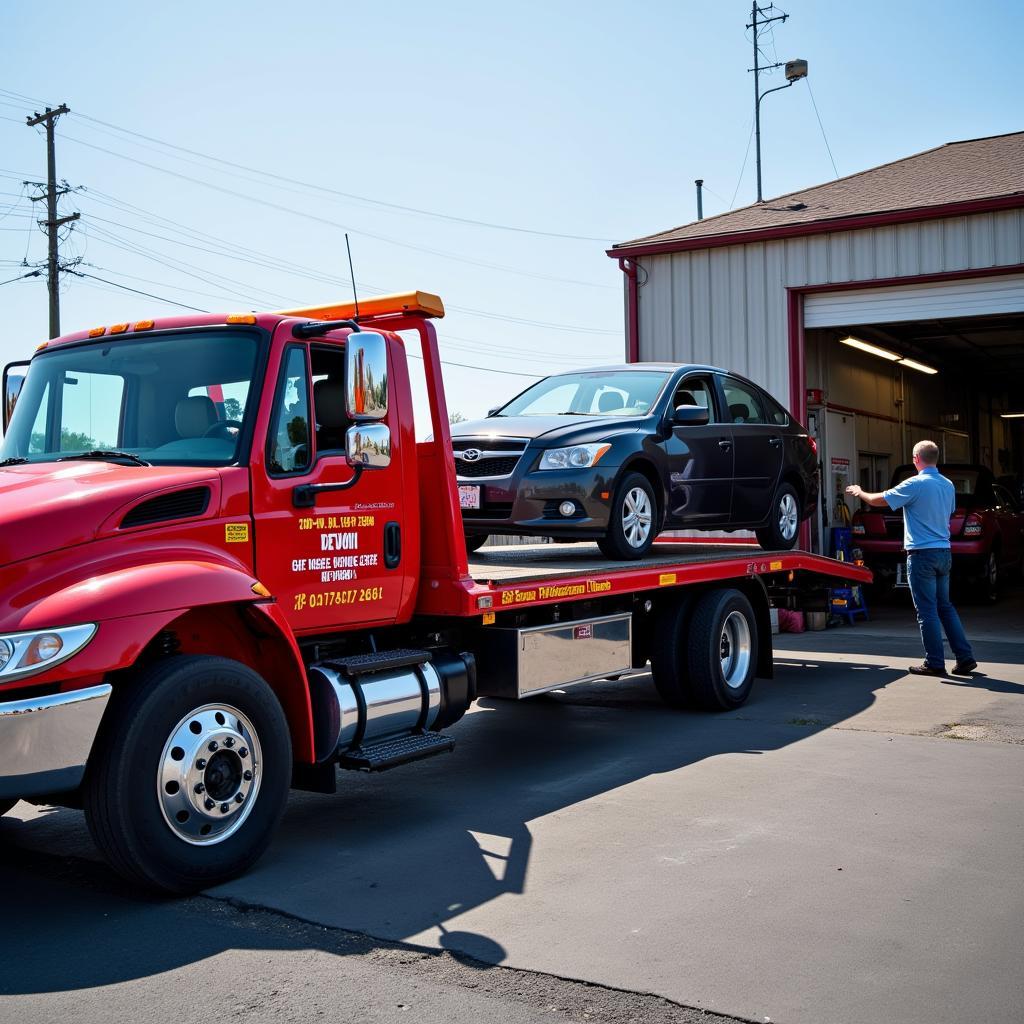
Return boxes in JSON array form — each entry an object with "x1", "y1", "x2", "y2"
[
  {"x1": 672, "y1": 377, "x2": 716, "y2": 421},
  {"x1": 721, "y1": 378, "x2": 766, "y2": 425}
]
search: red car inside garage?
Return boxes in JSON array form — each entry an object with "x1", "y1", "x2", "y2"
[{"x1": 853, "y1": 463, "x2": 1024, "y2": 600}]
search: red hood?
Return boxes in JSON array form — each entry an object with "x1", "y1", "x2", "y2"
[{"x1": 0, "y1": 461, "x2": 222, "y2": 564}]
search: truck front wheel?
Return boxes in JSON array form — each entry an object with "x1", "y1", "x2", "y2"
[{"x1": 84, "y1": 655, "x2": 291, "y2": 894}]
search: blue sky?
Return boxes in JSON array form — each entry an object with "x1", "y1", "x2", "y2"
[{"x1": 1, "y1": 0, "x2": 1020, "y2": 426}]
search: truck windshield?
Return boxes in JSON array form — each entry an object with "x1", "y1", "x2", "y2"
[
  {"x1": 497, "y1": 370, "x2": 670, "y2": 417},
  {"x1": 1, "y1": 330, "x2": 261, "y2": 467}
]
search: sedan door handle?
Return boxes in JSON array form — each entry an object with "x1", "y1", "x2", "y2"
[
  {"x1": 718, "y1": 439, "x2": 732, "y2": 450},
  {"x1": 768, "y1": 436, "x2": 783, "y2": 448}
]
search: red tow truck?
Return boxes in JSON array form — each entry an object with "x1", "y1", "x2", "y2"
[{"x1": 0, "y1": 292, "x2": 870, "y2": 892}]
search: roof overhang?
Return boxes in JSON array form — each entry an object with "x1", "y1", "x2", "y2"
[{"x1": 607, "y1": 193, "x2": 1024, "y2": 260}]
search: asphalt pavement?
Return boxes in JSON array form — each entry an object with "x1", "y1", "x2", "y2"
[{"x1": 2, "y1": 584, "x2": 1023, "y2": 1024}]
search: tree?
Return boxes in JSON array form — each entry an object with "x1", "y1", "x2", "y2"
[
  {"x1": 224, "y1": 397, "x2": 243, "y2": 421},
  {"x1": 448, "y1": 410, "x2": 468, "y2": 424}
]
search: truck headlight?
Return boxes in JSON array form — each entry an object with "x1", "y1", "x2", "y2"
[
  {"x1": 538, "y1": 443, "x2": 612, "y2": 470},
  {"x1": 0, "y1": 624, "x2": 97, "y2": 682}
]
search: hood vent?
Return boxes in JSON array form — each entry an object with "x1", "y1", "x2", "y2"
[{"x1": 120, "y1": 487, "x2": 211, "y2": 529}]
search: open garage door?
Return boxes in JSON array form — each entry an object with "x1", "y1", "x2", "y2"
[{"x1": 805, "y1": 273, "x2": 1024, "y2": 328}]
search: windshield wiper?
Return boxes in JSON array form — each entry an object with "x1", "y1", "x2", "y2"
[
  {"x1": 58, "y1": 449, "x2": 151, "y2": 467},
  {"x1": 0, "y1": 457, "x2": 29, "y2": 467}
]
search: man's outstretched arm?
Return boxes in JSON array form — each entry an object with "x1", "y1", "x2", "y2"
[{"x1": 846, "y1": 484, "x2": 890, "y2": 508}]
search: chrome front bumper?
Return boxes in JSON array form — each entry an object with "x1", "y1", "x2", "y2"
[{"x1": 0, "y1": 684, "x2": 112, "y2": 800}]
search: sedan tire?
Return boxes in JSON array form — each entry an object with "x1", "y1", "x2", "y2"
[
  {"x1": 755, "y1": 482, "x2": 801, "y2": 551},
  {"x1": 598, "y1": 472, "x2": 657, "y2": 560}
]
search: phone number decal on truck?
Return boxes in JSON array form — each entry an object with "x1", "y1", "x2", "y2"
[{"x1": 294, "y1": 586, "x2": 385, "y2": 611}]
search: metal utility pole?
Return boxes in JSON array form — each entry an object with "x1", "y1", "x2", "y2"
[
  {"x1": 695, "y1": 179, "x2": 704, "y2": 221},
  {"x1": 25, "y1": 104, "x2": 79, "y2": 338},
  {"x1": 747, "y1": 4, "x2": 806, "y2": 203}
]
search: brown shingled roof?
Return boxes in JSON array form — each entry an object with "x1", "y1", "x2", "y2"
[{"x1": 611, "y1": 131, "x2": 1024, "y2": 252}]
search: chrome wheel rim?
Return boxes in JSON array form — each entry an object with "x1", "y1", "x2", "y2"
[
  {"x1": 157, "y1": 703, "x2": 262, "y2": 846},
  {"x1": 622, "y1": 487, "x2": 653, "y2": 548},
  {"x1": 778, "y1": 492, "x2": 799, "y2": 541},
  {"x1": 719, "y1": 611, "x2": 752, "y2": 690}
]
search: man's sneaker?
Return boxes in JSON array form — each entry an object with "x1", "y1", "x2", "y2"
[
  {"x1": 908, "y1": 663, "x2": 947, "y2": 677},
  {"x1": 952, "y1": 659, "x2": 978, "y2": 675}
]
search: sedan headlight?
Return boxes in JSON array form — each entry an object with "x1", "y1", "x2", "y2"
[
  {"x1": 0, "y1": 624, "x2": 97, "y2": 682},
  {"x1": 538, "y1": 443, "x2": 612, "y2": 470}
]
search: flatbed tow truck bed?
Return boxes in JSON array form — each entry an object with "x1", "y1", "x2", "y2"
[{"x1": 443, "y1": 542, "x2": 871, "y2": 616}]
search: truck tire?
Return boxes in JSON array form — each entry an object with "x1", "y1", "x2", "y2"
[
  {"x1": 686, "y1": 589, "x2": 758, "y2": 710},
  {"x1": 649, "y1": 596, "x2": 695, "y2": 708},
  {"x1": 755, "y1": 482, "x2": 800, "y2": 551},
  {"x1": 465, "y1": 534, "x2": 488, "y2": 553},
  {"x1": 83, "y1": 655, "x2": 291, "y2": 894},
  {"x1": 598, "y1": 472, "x2": 657, "y2": 560}
]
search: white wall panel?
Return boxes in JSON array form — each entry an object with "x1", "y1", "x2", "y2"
[
  {"x1": 805, "y1": 273, "x2": 1024, "y2": 327},
  {"x1": 637, "y1": 210, "x2": 1024, "y2": 405}
]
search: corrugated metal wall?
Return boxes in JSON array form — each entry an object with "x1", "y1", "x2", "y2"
[{"x1": 635, "y1": 209, "x2": 1024, "y2": 401}]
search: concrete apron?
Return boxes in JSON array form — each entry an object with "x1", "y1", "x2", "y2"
[{"x1": 6, "y1": 626, "x2": 1024, "y2": 1024}]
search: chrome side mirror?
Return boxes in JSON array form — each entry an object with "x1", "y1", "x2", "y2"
[
  {"x1": 346, "y1": 423, "x2": 391, "y2": 469},
  {"x1": 346, "y1": 332, "x2": 388, "y2": 421}
]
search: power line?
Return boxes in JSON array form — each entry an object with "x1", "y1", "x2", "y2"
[
  {"x1": 0, "y1": 269, "x2": 42, "y2": 286},
  {"x1": 70, "y1": 111, "x2": 615, "y2": 242},
  {"x1": 730, "y1": 121, "x2": 756, "y2": 209},
  {"x1": 805, "y1": 79, "x2": 839, "y2": 179},
  {"x1": 59, "y1": 130, "x2": 614, "y2": 290},
  {"x1": 68, "y1": 269, "x2": 210, "y2": 311}
]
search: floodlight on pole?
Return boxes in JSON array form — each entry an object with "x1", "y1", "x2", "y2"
[{"x1": 747, "y1": 4, "x2": 808, "y2": 203}]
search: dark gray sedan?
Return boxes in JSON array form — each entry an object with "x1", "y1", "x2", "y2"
[{"x1": 453, "y1": 363, "x2": 818, "y2": 558}]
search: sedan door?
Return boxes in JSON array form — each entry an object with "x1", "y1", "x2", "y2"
[
  {"x1": 661, "y1": 374, "x2": 733, "y2": 525},
  {"x1": 717, "y1": 375, "x2": 784, "y2": 525}
]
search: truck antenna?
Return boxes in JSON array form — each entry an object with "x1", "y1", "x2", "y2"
[{"x1": 344, "y1": 233, "x2": 360, "y2": 321}]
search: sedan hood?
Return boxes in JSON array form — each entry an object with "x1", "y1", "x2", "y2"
[
  {"x1": 451, "y1": 414, "x2": 644, "y2": 446},
  {"x1": 0, "y1": 461, "x2": 220, "y2": 565}
]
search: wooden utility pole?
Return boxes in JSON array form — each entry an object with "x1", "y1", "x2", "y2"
[{"x1": 25, "y1": 104, "x2": 79, "y2": 338}]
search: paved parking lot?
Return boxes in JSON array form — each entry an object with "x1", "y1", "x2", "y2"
[{"x1": 2, "y1": 584, "x2": 1023, "y2": 1024}]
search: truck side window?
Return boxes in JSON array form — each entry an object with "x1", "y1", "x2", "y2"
[
  {"x1": 310, "y1": 346, "x2": 349, "y2": 454},
  {"x1": 267, "y1": 346, "x2": 311, "y2": 475}
]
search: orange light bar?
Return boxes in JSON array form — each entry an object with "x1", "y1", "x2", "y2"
[
  {"x1": 35, "y1": 341, "x2": 49, "y2": 351},
  {"x1": 134, "y1": 319, "x2": 155, "y2": 331},
  {"x1": 227, "y1": 313, "x2": 257, "y2": 325},
  {"x1": 88, "y1": 326, "x2": 106, "y2": 338},
  {"x1": 274, "y1": 290, "x2": 445, "y2": 322},
  {"x1": 109, "y1": 323, "x2": 129, "y2": 335}
]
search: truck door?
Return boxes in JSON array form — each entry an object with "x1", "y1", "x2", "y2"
[{"x1": 252, "y1": 333, "x2": 410, "y2": 632}]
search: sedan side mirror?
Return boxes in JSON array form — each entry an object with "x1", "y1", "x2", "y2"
[
  {"x1": 673, "y1": 404, "x2": 710, "y2": 426},
  {"x1": 486, "y1": 407, "x2": 500, "y2": 418}
]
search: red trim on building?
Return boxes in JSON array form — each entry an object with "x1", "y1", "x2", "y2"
[
  {"x1": 618, "y1": 258, "x2": 639, "y2": 363},
  {"x1": 607, "y1": 194, "x2": 1024, "y2": 259}
]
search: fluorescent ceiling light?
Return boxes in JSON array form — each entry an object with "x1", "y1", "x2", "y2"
[
  {"x1": 897, "y1": 357, "x2": 938, "y2": 375},
  {"x1": 1001, "y1": 412, "x2": 1024, "y2": 419},
  {"x1": 839, "y1": 336, "x2": 900, "y2": 361}
]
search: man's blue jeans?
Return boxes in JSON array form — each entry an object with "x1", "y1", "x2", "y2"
[{"x1": 906, "y1": 548, "x2": 974, "y2": 669}]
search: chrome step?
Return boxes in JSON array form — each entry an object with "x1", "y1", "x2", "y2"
[{"x1": 337, "y1": 731, "x2": 455, "y2": 772}]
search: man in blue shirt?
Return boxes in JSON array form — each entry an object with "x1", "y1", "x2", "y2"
[{"x1": 847, "y1": 440, "x2": 976, "y2": 677}]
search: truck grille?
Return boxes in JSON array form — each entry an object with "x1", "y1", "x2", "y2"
[{"x1": 452, "y1": 437, "x2": 528, "y2": 480}]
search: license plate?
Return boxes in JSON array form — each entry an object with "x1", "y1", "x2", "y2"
[
  {"x1": 458, "y1": 485, "x2": 481, "y2": 510},
  {"x1": 895, "y1": 561, "x2": 909, "y2": 588}
]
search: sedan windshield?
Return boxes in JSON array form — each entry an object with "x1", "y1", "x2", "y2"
[
  {"x1": 1, "y1": 330, "x2": 261, "y2": 467},
  {"x1": 498, "y1": 370, "x2": 670, "y2": 417}
]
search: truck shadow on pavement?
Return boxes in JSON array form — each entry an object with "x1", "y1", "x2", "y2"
[{"x1": 0, "y1": 651, "x2": 934, "y2": 996}]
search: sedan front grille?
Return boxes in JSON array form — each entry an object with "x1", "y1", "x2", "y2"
[
  {"x1": 457, "y1": 456, "x2": 520, "y2": 479},
  {"x1": 452, "y1": 437, "x2": 529, "y2": 480}
]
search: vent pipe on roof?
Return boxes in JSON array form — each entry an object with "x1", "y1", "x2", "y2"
[{"x1": 695, "y1": 179, "x2": 704, "y2": 221}]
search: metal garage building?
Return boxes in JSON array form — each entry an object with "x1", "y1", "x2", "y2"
[{"x1": 608, "y1": 131, "x2": 1024, "y2": 551}]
